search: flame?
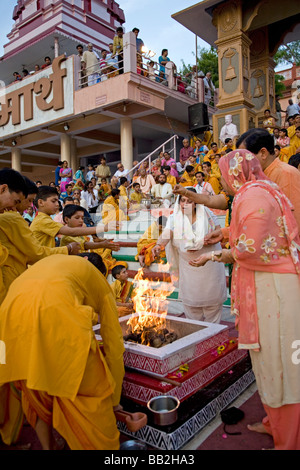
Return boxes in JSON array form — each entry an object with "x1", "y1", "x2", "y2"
[{"x1": 126, "y1": 262, "x2": 177, "y2": 346}]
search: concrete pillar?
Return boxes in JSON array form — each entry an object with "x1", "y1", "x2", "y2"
[
  {"x1": 60, "y1": 134, "x2": 72, "y2": 168},
  {"x1": 11, "y1": 148, "x2": 22, "y2": 173},
  {"x1": 71, "y1": 138, "x2": 78, "y2": 175},
  {"x1": 54, "y1": 37, "x2": 59, "y2": 58},
  {"x1": 123, "y1": 31, "x2": 137, "y2": 74},
  {"x1": 120, "y1": 117, "x2": 133, "y2": 170}
]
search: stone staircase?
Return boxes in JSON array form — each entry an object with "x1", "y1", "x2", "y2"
[{"x1": 101, "y1": 209, "x2": 231, "y2": 316}]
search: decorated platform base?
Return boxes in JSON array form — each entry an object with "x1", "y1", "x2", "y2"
[
  {"x1": 118, "y1": 355, "x2": 255, "y2": 450},
  {"x1": 122, "y1": 338, "x2": 248, "y2": 406}
]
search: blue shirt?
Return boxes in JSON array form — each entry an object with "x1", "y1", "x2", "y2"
[{"x1": 55, "y1": 166, "x2": 61, "y2": 186}]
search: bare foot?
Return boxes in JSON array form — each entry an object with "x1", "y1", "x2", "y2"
[{"x1": 247, "y1": 422, "x2": 270, "y2": 435}]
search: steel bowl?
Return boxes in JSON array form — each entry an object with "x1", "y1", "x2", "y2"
[{"x1": 147, "y1": 395, "x2": 180, "y2": 426}]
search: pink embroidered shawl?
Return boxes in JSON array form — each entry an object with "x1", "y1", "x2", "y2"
[{"x1": 219, "y1": 150, "x2": 300, "y2": 350}]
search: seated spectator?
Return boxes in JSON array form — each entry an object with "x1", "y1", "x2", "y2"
[
  {"x1": 114, "y1": 163, "x2": 130, "y2": 182},
  {"x1": 34, "y1": 65, "x2": 40, "y2": 73},
  {"x1": 188, "y1": 154, "x2": 202, "y2": 173},
  {"x1": 81, "y1": 181, "x2": 99, "y2": 213},
  {"x1": 22, "y1": 69, "x2": 29, "y2": 79},
  {"x1": 194, "y1": 171, "x2": 215, "y2": 196},
  {"x1": 221, "y1": 138, "x2": 235, "y2": 154},
  {"x1": 130, "y1": 182, "x2": 143, "y2": 207},
  {"x1": 180, "y1": 165, "x2": 197, "y2": 187},
  {"x1": 151, "y1": 158, "x2": 163, "y2": 178},
  {"x1": 151, "y1": 173, "x2": 173, "y2": 208},
  {"x1": 98, "y1": 177, "x2": 112, "y2": 201},
  {"x1": 101, "y1": 189, "x2": 129, "y2": 225},
  {"x1": 204, "y1": 142, "x2": 221, "y2": 166},
  {"x1": 59, "y1": 183, "x2": 73, "y2": 201},
  {"x1": 136, "y1": 216, "x2": 168, "y2": 268},
  {"x1": 161, "y1": 152, "x2": 178, "y2": 178},
  {"x1": 202, "y1": 161, "x2": 221, "y2": 194},
  {"x1": 177, "y1": 138, "x2": 194, "y2": 174},
  {"x1": 135, "y1": 168, "x2": 156, "y2": 196},
  {"x1": 162, "y1": 165, "x2": 177, "y2": 188},
  {"x1": 277, "y1": 128, "x2": 290, "y2": 148},
  {"x1": 23, "y1": 205, "x2": 36, "y2": 226},
  {"x1": 194, "y1": 138, "x2": 208, "y2": 164},
  {"x1": 274, "y1": 144, "x2": 290, "y2": 163},
  {"x1": 110, "y1": 265, "x2": 134, "y2": 317}
]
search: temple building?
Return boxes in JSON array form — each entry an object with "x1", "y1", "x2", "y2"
[
  {"x1": 0, "y1": 0, "x2": 215, "y2": 183},
  {"x1": 172, "y1": 0, "x2": 300, "y2": 143}
]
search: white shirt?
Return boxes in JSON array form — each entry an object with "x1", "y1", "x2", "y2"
[
  {"x1": 151, "y1": 183, "x2": 173, "y2": 200},
  {"x1": 81, "y1": 189, "x2": 99, "y2": 209},
  {"x1": 195, "y1": 181, "x2": 215, "y2": 196},
  {"x1": 114, "y1": 169, "x2": 130, "y2": 181}
]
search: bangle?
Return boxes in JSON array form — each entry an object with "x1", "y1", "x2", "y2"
[
  {"x1": 67, "y1": 244, "x2": 72, "y2": 254},
  {"x1": 211, "y1": 251, "x2": 215, "y2": 262}
]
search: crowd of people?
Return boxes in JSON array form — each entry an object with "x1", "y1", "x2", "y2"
[
  {"x1": 10, "y1": 27, "x2": 216, "y2": 104},
  {"x1": 0, "y1": 102, "x2": 300, "y2": 450}
]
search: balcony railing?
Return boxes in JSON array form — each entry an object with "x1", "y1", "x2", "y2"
[{"x1": 76, "y1": 32, "x2": 210, "y2": 103}]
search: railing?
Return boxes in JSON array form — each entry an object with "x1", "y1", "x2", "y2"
[
  {"x1": 78, "y1": 55, "x2": 124, "y2": 88},
  {"x1": 126, "y1": 134, "x2": 179, "y2": 189},
  {"x1": 76, "y1": 32, "x2": 200, "y2": 100}
]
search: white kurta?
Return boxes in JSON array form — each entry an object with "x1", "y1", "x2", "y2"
[{"x1": 163, "y1": 207, "x2": 227, "y2": 309}]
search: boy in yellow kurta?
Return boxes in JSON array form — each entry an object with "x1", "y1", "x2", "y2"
[
  {"x1": 0, "y1": 254, "x2": 125, "y2": 450},
  {"x1": 110, "y1": 265, "x2": 135, "y2": 317},
  {"x1": 101, "y1": 189, "x2": 129, "y2": 225},
  {"x1": 60, "y1": 204, "x2": 121, "y2": 277},
  {"x1": 98, "y1": 177, "x2": 112, "y2": 202},
  {"x1": 202, "y1": 161, "x2": 222, "y2": 195},
  {"x1": 180, "y1": 165, "x2": 197, "y2": 187},
  {"x1": 0, "y1": 179, "x2": 79, "y2": 305},
  {"x1": 30, "y1": 186, "x2": 111, "y2": 248},
  {"x1": 162, "y1": 165, "x2": 177, "y2": 188},
  {"x1": 130, "y1": 182, "x2": 143, "y2": 208},
  {"x1": 136, "y1": 216, "x2": 167, "y2": 268}
]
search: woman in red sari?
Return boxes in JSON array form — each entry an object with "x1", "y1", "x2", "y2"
[{"x1": 190, "y1": 149, "x2": 300, "y2": 450}]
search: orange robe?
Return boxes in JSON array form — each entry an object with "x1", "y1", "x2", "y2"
[
  {"x1": 0, "y1": 255, "x2": 125, "y2": 450},
  {"x1": 264, "y1": 157, "x2": 300, "y2": 232}
]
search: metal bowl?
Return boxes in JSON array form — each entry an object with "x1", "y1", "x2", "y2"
[{"x1": 147, "y1": 396, "x2": 180, "y2": 426}]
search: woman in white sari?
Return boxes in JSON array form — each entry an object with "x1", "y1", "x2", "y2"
[{"x1": 152, "y1": 188, "x2": 227, "y2": 323}]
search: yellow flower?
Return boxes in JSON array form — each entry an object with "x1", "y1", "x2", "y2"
[
  {"x1": 228, "y1": 154, "x2": 243, "y2": 177},
  {"x1": 245, "y1": 152, "x2": 254, "y2": 161},
  {"x1": 260, "y1": 253, "x2": 271, "y2": 263},
  {"x1": 235, "y1": 233, "x2": 256, "y2": 253},
  {"x1": 261, "y1": 235, "x2": 277, "y2": 254},
  {"x1": 277, "y1": 246, "x2": 289, "y2": 257}
]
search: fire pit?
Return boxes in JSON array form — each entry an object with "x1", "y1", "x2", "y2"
[{"x1": 120, "y1": 313, "x2": 229, "y2": 377}]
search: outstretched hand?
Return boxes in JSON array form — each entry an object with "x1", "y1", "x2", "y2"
[
  {"x1": 173, "y1": 184, "x2": 186, "y2": 196},
  {"x1": 204, "y1": 228, "x2": 224, "y2": 246}
]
